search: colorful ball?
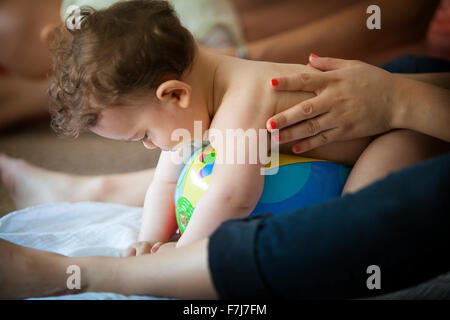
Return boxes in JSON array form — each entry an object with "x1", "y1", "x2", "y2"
[{"x1": 174, "y1": 145, "x2": 351, "y2": 234}]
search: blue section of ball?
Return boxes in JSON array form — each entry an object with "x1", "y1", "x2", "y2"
[
  {"x1": 200, "y1": 162, "x2": 215, "y2": 178},
  {"x1": 259, "y1": 162, "x2": 311, "y2": 203},
  {"x1": 175, "y1": 145, "x2": 352, "y2": 220},
  {"x1": 250, "y1": 161, "x2": 350, "y2": 217}
]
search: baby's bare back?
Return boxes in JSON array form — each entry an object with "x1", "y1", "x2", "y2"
[{"x1": 211, "y1": 57, "x2": 371, "y2": 165}]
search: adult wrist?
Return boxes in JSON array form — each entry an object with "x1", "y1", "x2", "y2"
[{"x1": 389, "y1": 75, "x2": 413, "y2": 130}]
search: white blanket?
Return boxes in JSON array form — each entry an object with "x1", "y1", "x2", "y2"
[{"x1": 0, "y1": 202, "x2": 174, "y2": 300}]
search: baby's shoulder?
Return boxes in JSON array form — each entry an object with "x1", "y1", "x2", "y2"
[{"x1": 212, "y1": 84, "x2": 274, "y2": 132}]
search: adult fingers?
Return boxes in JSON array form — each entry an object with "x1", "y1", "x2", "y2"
[
  {"x1": 267, "y1": 96, "x2": 329, "y2": 132},
  {"x1": 271, "y1": 71, "x2": 327, "y2": 92},
  {"x1": 309, "y1": 55, "x2": 361, "y2": 71},
  {"x1": 291, "y1": 128, "x2": 340, "y2": 154},
  {"x1": 274, "y1": 113, "x2": 337, "y2": 144}
]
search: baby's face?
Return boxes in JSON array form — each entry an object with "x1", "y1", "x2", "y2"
[{"x1": 90, "y1": 98, "x2": 199, "y2": 151}]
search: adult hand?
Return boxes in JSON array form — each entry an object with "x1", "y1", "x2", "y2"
[{"x1": 267, "y1": 56, "x2": 401, "y2": 153}]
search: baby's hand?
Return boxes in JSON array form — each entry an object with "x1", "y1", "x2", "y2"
[{"x1": 121, "y1": 241, "x2": 164, "y2": 257}]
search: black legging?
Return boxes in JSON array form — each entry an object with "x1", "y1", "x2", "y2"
[
  {"x1": 208, "y1": 153, "x2": 450, "y2": 299},
  {"x1": 380, "y1": 55, "x2": 450, "y2": 73}
]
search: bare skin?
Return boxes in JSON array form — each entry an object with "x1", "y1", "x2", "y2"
[
  {"x1": 0, "y1": 0, "x2": 61, "y2": 130},
  {"x1": 229, "y1": 0, "x2": 360, "y2": 42},
  {"x1": 342, "y1": 129, "x2": 449, "y2": 194},
  {"x1": 0, "y1": 237, "x2": 216, "y2": 300},
  {"x1": 0, "y1": 131, "x2": 447, "y2": 300},
  {"x1": 0, "y1": 52, "x2": 447, "y2": 215},
  {"x1": 0, "y1": 76, "x2": 51, "y2": 130},
  {"x1": 225, "y1": 0, "x2": 436, "y2": 65},
  {"x1": 0, "y1": 50, "x2": 363, "y2": 211},
  {"x1": 0, "y1": 51, "x2": 446, "y2": 263},
  {"x1": 0, "y1": 0, "x2": 438, "y2": 130},
  {"x1": 0, "y1": 154, "x2": 154, "y2": 209},
  {"x1": 1, "y1": 56, "x2": 449, "y2": 299}
]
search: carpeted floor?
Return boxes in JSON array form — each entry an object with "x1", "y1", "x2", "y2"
[{"x1": 0, "y1": 120, "x2": 160, "y2": 216}]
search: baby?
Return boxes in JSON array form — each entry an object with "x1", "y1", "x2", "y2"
[{"x1": 47, "y1": 0, "x2": 438, "y2": 254}]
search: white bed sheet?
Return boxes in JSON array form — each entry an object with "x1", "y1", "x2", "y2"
[{"x1": 0, "y1": 202, "x2": 175, "y2": 300}]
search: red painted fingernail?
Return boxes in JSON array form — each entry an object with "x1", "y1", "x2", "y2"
[
  {"x1": 269, "y1": 120, "x2": 277, "y2": 130},
  {"x1": 271, "y1": 78, "x2": 279, "y2": 86},
  {"x1": 293, "y1": 145, "x2": 301, "y2": 153},
  {"x1": 310, "y1": 53, "x2": 318, "y2": 59}
]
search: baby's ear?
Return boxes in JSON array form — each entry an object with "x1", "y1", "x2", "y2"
[
  {"x1": 40, "y1": 23, "x2": 61, "y2": 45},
  {"x1": 156, "y1": 80, "x2": 191, "y2": 109}
]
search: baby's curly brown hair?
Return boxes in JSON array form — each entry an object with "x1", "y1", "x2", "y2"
[{"x1": 49, "y1": 0, "x2": 196, "y2": 137}]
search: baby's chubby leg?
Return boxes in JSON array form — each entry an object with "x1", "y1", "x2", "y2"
[
  {"x1": 342, "y1": 130, "x2": 449, "y2": 194},
  {"x1": 280, "y1": 137, "x2": 373, "y2": 166}
]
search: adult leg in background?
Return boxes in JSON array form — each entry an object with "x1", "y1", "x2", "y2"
[{"x1": 0, "y1": 153, "x2": 154, "y2": 209}]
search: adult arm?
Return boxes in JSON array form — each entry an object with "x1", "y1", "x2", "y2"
[
  {"x1": 236, "y1": 0, "x2": 437, "y2": 63},
  {"x1": 0, "y1": 236, "x2": 217, "y2": 299},
  {"x1": 399, "y1": 73, "x2": 450, "y2": 90},
  {"x1": 267, "y1": 57, "x2": 450, "y2": 154},
  {"x1": 392, "y1": 74, "x2": 450, "y2": 141}
]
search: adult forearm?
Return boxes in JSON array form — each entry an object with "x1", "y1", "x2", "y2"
[
  {"x1": 247, "y1": 0, "x2": 435, "y2": 63},
  {"x1": 80, "y1": 238, "x2": 217, "y2": 299},
  {"x1": 0, "y1": 236, "x2": 215, "y2": 299},
  {"x1": 393, "y1": 78, "x2": 450, "y2": 141},
  {"x1": 397, "y1": 73, "x2": 450, "y2": 89}
]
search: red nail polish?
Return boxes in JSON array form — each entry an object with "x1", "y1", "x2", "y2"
[
  {"x1": 269, "y1": 120, "x2": 277, "y2": 130},
  {"x1": 293, "y1": 145, "x2": 301, "y2": 153},
  {"x1": 310, "y1": 53, "x2": 318, "y2": 58},
  {"x1": 271, "y1": 78, "x2": 279, "y2": 86}
]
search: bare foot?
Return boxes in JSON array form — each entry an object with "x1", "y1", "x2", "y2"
[{"x1": 0, "y1": 153, "x2": 104, "y2": 209}]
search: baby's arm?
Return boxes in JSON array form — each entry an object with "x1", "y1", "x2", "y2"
[
  {"x1": 176, "y1": 108, "x2": 267, "y2": 248},
  {"x1": 135, "y1": 151, "x2": 183, "y2": 247},
  {"x1": 176, "y1": 153, "x2": 264, "y2": 248}
]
